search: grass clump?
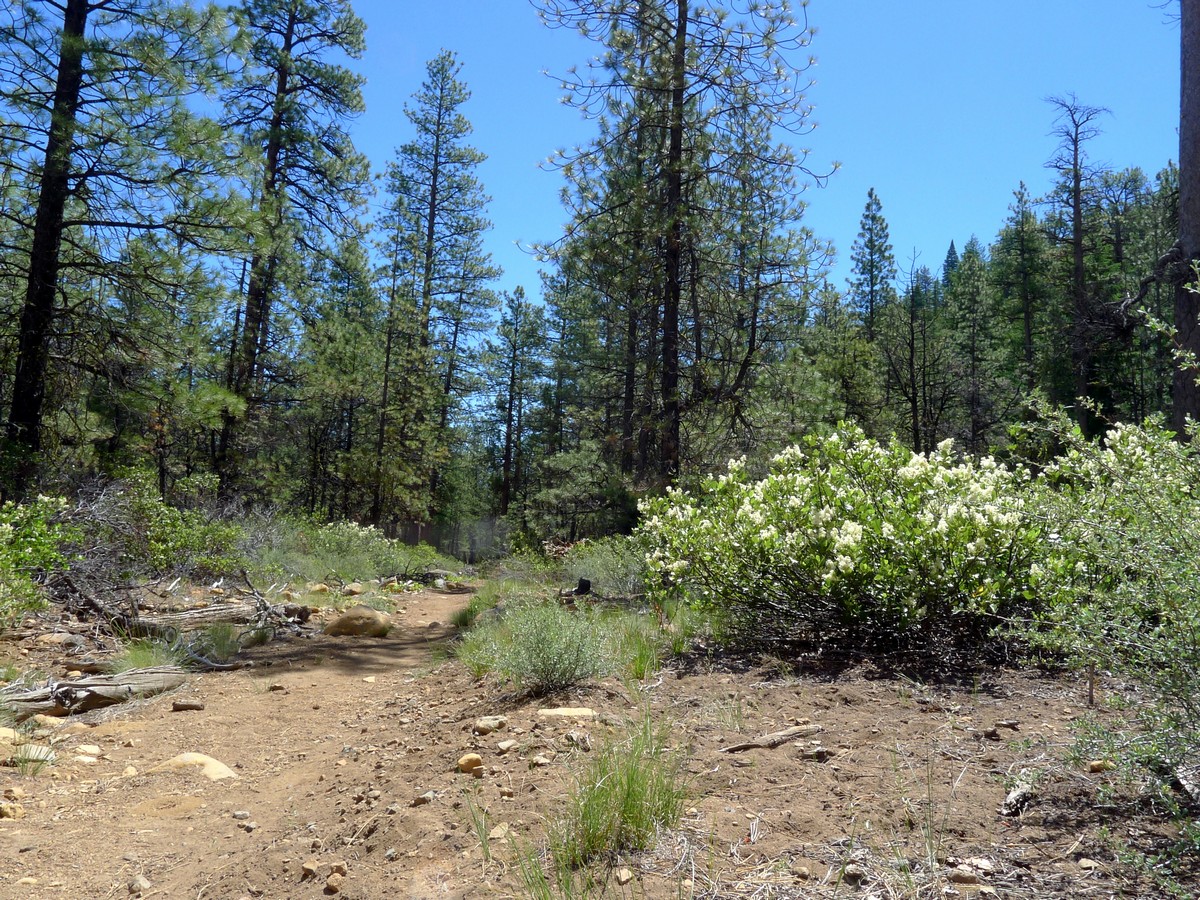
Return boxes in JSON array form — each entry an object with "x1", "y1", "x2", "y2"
[
  {"x1": 455, "y1": 601, "x2": 610, "y2": 696},
  {"x1": 537, "y1": 712, "x2": 686, "y2": 890},
  {"x1": 560, "y1": 537, "x2": 646, "y2": 598},
  {"x1": 107, "y1": 637, "x2": 187, "y2": 673}
]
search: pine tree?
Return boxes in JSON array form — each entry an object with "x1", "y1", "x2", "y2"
[
  {"x1": 848, "y1": 188, "x2": 898, "y2": 341},
  {"x1": 0, "y1": 0, "x2": 243, "y2": 498},
  {"x1": 941, "y1": 240, "x2": 960, "y2": 286},
  {"x1": 217, "y1": 0, "x2": 369, "y2": 488}
]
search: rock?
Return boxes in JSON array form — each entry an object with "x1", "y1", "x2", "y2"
[
  {"x1": 1079, "y1": 858, "x2": 1101, "y2": 871},
  {"x1": 16, "y1": 877, "x2": 37, "y2": 885},
  {"x1": 496, "y1": 740, "x2": 519, "y2": 755},
  {"x1": 122, "y1": 766, "x2": 138, "y2": 777},
  {"x1": 0, "y1": 802, "x2": 26, "y2": 819},
  {"x1": 487, "y1": 822, "x2": 510, "y2": 841},
  {"x1": 301, "y1": 860, "x2": 320, "y2": 879},
  {"x1": 457, "y1": 753, "x2": 484, "y2": 775},
  {"x1": 73, "y1": 755, "x2": 98, "y2": 765},
  {"x1": 565, "y1": 731, "x2": 592, "y2": 751},
  {"x1": 536, "y1": 707, "x2": 596, "y2": 719},
  {"x1": 411, "y1": 791, "x2": 436, "y2": 807},
  {"x1": 325, "y1": 872, "x2": 344, "y2": 893},
  {"x1": 790, "y1": 863, "x2": 810, "y2": 880},
  {"x1": 948, "y1": 867, "x2": 979, "y2": 884},
  {"x1": 473, "y1": 716, "x2": 507, "y2": 735},
  {"x1": 4, "y1": 787, "x2": 26, "y2": 800},
  {"x1": 616, "y1": 867, "x2": 634, "y2": 885},
  {"x1": 342, "y1": 582, "x2": 365, "y2": 597},
  {"x1": 309, "y1": 583, "x2": 331, "y2": 594},
  {"x1": 76, "y1": 744, "x2": 101, "y2": 756},
  {"x1": 964, "y1": 857, "x2": 997, "y2": 875},
  {"x1": 148, "y1": 752, "x2": 238, "y2": 781},
  {"x1": 172, "y1": 700, "x2": 205, "y2": 712},
  {"x1": 330, "y1": 861, "x2": 348, "y2": 876},
  {"x1": 362, "y1": 676, "x2": 376, "y2": 684},
  {"x1": 323, "y1": 606, "x2": 391, "y2": 638},
  {"x1": 0, "y1": 727, "x2": 19, "y2": 745},
  {"x1": 128, "y1": 874, "x2": 151, "y2": 895},
  {"x1": 531, "y1": 755, "x2": 552, "y2": 768},
  {"x1": 232, "y1": 810, "x2": 251, "y2": 820},
  {"x1": 841, "y1": 863, "x2": 866, "y2": 882},
  {"x1": 1088, "y1": 759, "x2": 1116, "y2": 773},
  {"x1": 499, "y1": 787, "x2": 515, "y2": 798},
  {"x1": 1000, "y1": 781, "x2": 1034, "y2": 816}
]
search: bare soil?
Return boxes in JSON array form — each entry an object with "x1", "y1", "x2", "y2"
[{"x1": 0, "y1": 588, "x2": 1193, "y2": 899}]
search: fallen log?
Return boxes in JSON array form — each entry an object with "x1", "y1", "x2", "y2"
[
  {"x1": 0, "y1": 666, "x2": 187, "y2": 720},
  {"x1": 719, "y1": 723, "x2": 823, "y2": 752}
]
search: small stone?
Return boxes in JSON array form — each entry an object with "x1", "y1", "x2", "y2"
[
  {"x1": 362, "y1": 676, "x2": 376, "y2": 684},
  {"x1": 232, "y1": 810, "x2": 252, "y2": 820},
  {"x1": 329, "y1": 861, "x2": 348, "y2": 876},
  {"x1": 172, "y1": 700, "x2": 205, "y2": 712},
  {"x1": 1088, "y1": 759, "x2": 1116, "y2": 773},
  {"x1": 790, "y1": 863, "x2": 810, "y2": 880},
  {"x1": 122, "y1": 766, "x2": 138, "y2": 777},
  {"x1": 1079, "y1": 858, "x2": 1101, "y2": 871},
  {"x1": 384, "y1": 848, "x2": 398, "y2": 861},
  {"x1": 4, "y1": 787, "x2": 26, "y2": 800},
  {"x1": 473, "y1": 716, "x2": 507, "y2": 735},
  {"x1": 841, "y1": 863, "x2": 866, "y2": 882},
  {"x1": 616, "y1": 867, "x2": 634, "y2": 885},
  {"x1": 411, "y1": 791, "x2": 436, "y2": 807},
  {"x1": 0, "y1": 802, "x2": 26, "y2": 819},
  {"x1": 995, "y1": 719, "x2": 1020, "y2": 730},
  {"x1": 73, "y1": 755, "x2": 98, "y2": 765},
  {"x1": 16, "y1": 877, "x2": 37, "y2": 885},
  {"x1": 242, "y1": 821, "x2": 259, "y2": 832},
  {"x1": 499, "y1": 787, "x2": 515, "y2": 798},
  {"x1": 948, "y1": 866, "x2": 979, "y2": 884},
  {"x1": 531, "y1": 755, "x2": 552, "y2": 768},
  {"x1": 457, "y1": 753, "x2": 484, "y2": 775},
  {"x1": 325, "y1": 872, "x2": 344, "y2": 893},
  {"x1": 309, "y1": 583, "x2": 331, "y2": 594},
  {"x1": 148, "y1": 752, "x2": 237, "y2": 781},
  {"x1": 496, "y1": 740, "x2": 518, "y2": 754},
  {"x1": 964, "y1": 857, "x2": 997, "y2": 875},
  {"x1": 301, "y1": 859, "x2": 320, "y2": 879},
  {"x1": 128, "y1": 874, "x2": 151, "y2": 895},
  {"x1": 342, "y1": 582, "x2": 365, "y2": 596},
  {"x1": 487, "y1": 823, "x2": 510, "y2": 841}
]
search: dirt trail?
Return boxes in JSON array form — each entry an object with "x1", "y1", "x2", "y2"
[{"x1": 0, "y1": 589, "x2": 1190, "y2": 899}]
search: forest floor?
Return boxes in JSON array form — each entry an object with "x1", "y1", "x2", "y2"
[{"x1": 0, "y1": 586, "x2": 1194, "y2": 900}]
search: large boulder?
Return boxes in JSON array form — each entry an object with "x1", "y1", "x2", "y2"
[{"x1": 324, "y1": 605, "x2": 391, "y2": 638}]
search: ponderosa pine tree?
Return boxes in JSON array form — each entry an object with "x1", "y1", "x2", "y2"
[
  {"x1": 0, "y1": 0, "x2": 243, "y2": 498},
  {"x1": 848, "y1": 188, "x2": 898, "y2": 341},
  {"x1": 538, "y1": 0, "x2": 823, "y2": 484},
  {"x1": 385, "y1": 51, "x2": 499, "y2": 509},
  {"x1": 1176, "y1": 0, "x2": 1200, "y2": 431},
  {"x1": 217, "y1": 0, "x2": 369, "y2": 489}
]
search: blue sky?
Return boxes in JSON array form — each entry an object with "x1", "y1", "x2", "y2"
[{"x1": 351, "y1": 0, "x2": 1179, "y2": 298}]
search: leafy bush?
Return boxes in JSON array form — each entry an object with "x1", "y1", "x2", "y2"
[
  {"x1": 103, "y1": 470, "x2": 245, "y2": 579},
  {"x1": 0, "y1": 495, "x2": 72, "y2": 626},
  {"x1": 639, "y1": 427, "x2": 1040, "y2": 653},
  {"x1": 1021, "y1": 416, "x2": 1200, "y2": 775}
]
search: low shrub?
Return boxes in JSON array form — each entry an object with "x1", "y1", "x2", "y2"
[
  {"x1": 639, "y1": 426, "x2": 1040, "y2": 654},
  {"x1": 0, "y1": 495, "x2": 72, "y2": 627},
  {"x1": 1021, "y1": 416, "x2": 1200, "y2": 779}
]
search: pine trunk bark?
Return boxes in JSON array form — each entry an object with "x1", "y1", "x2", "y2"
[
  {"x1": 3, "y1": 0, "x2": 89, "y2": 499},
  {"x1": 1175, "y1": 0, "x2": 1200, "y2": 433}
]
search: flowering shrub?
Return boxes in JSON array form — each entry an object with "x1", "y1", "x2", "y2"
[
  {"x1": 638, "y1": 427, "x2": 1040, "y2": 653},
  {"x1": 1022, "y1": 417, "x2": 1200, "y2": 772},
  {"x1": 0, "y1": 495, "x2": 71, "y2": 626}
]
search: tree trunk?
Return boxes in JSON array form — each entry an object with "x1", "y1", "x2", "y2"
[
  {"x1": 3, "y1": 0, "x2": 89, "y2": 499},
  {"x1": 1175, "y1": 0, "x2": 1200, "y2": 433},
  {"x1": 659, "y1": 0, "x2": 687, "y2": 483}
]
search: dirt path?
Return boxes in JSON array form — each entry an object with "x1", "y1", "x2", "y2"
[{"x1": 0, "y1": 590, "x2": 1191, "y2": 899}]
